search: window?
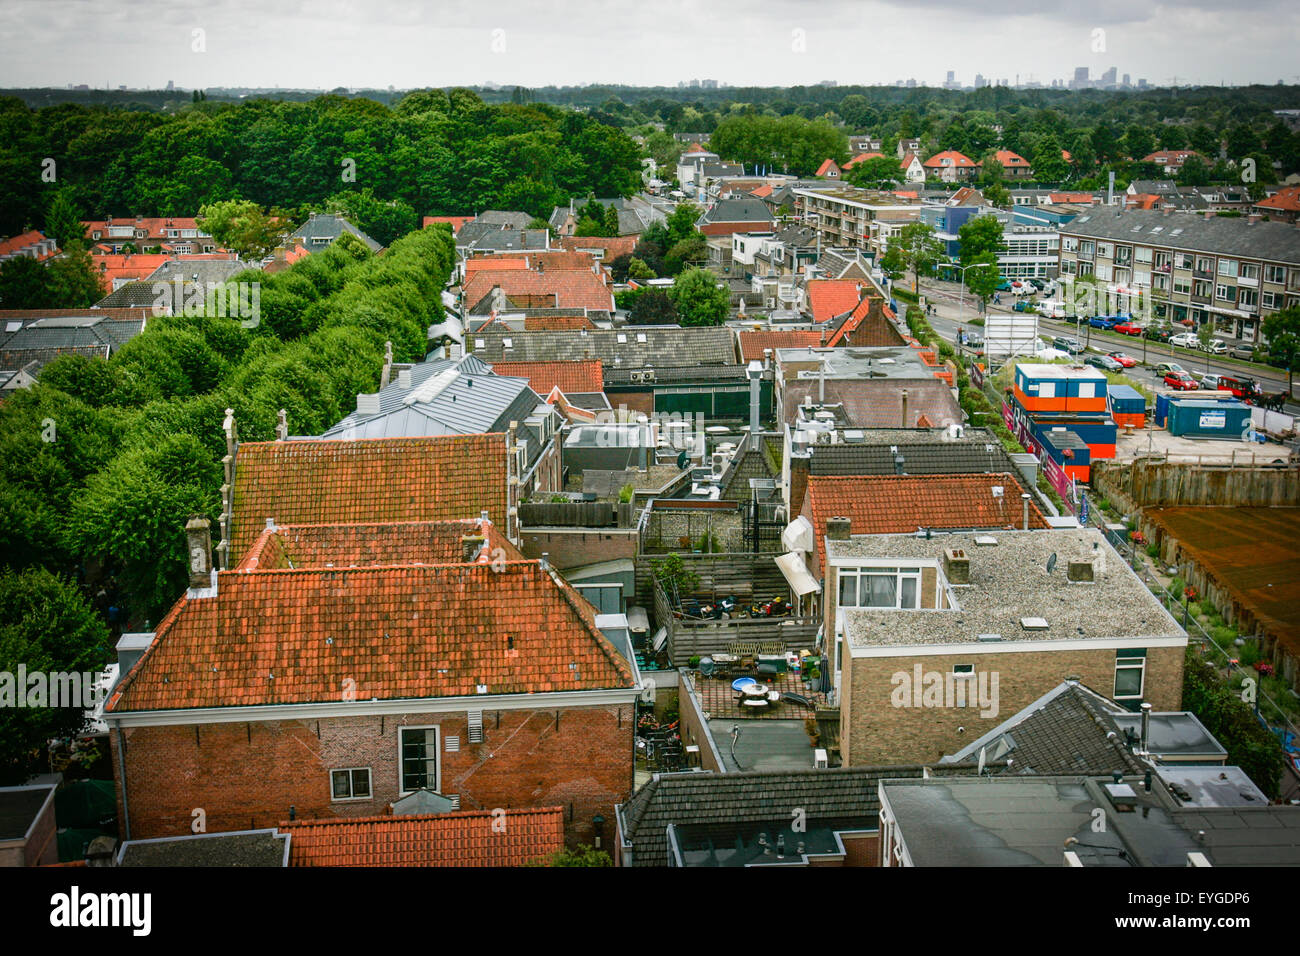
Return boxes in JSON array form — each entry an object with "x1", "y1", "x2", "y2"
[
  {"x1": 1175, "y1": 253, "x2": 1193, "y2": 271},
  {"x1": 1217, "y1": 284, "x2": 1235, "y2": 302},
  {"x1": 1097, "y1": 242, "x2": 1112, "y2": 258},
  {"x1": 837, "y1": 567, "x2": 922, "y2": 609},
  {"x1": 1239, "y1": 263, "x2": 1259, "y2": 280},
  {"x1": 952, "y1": 664, "x2": 975, "y2": 677},
  {"x1": 400, "y1": 726, "x2": 439, "y2": 794},
  {"x1": 1264, "y1": 264, "x2": 1285, "y2": 284},
  {"x1": 331, "y1": 768, "x2": 372, "y2": 801},
  {"x1": 1114, "y1": 650, "x2": 1146, "y2": 701},
  {"x1": 1263, "y1": 291, "x2": 1277, "y2": 309},
  {"x1": 1174, "y1": 277, "x2": 1191, "y2": 296},
  {"x1": 1218, "y1": 258, "x2": 1237, "y2": 277},
  {"x1": 1096, "y1": 263, "x2": 1113, "y2": 282},
  {"x1": 1078, "y1": 382, "x2": 1097, "y2": 398},
  {"x1": 1135, "y1": 246, "x2": 1153, "y2": 264}
]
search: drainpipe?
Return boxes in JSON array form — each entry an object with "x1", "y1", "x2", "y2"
[
  {"x1": 116, "y1": 725, "x2": 132, "y2": 842},
  {"x1": 901, "y1": 388, "x2": 909, "y2": 428}
]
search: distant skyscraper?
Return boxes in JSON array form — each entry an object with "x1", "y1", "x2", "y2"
[
  {"x1": 1072, "y1": 67, "x2": 1089, "y2": 89},
  {"x1": 1101, "y1": 66, "x2": 1118, "y2": 87},
  {"x1": 1122, "y1": 73, "x2": 1131, "y2": 87},
  {"x1": 974, "y1": 73, "x2": 987, "y2": 88}
]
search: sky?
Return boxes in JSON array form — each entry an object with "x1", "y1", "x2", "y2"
[{"x1": 1, "y1": 0, "x2": 1298, "y2": 91}]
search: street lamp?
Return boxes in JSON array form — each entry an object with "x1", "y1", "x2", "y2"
[{"x1": 952, "y1": 261, "x2": 985, "y2": 334}]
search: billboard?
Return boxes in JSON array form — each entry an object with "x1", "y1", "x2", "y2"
[{"x1": 984, "y1": 314, "x2": 1040, "y2": 360}]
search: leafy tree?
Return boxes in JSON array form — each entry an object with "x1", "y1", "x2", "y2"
[
  {"x1": 44, "y1": 188, "x2": 85, "y2": 251},
  {"x1": 846, "y1": 155, "x2": 901, "y2": 188},
  {"x1": 46, "y1": 246, "x2": 107, "y2": 307},
  {"x1": 574, "y1": 215, "x2": 608, "y2": 238},
  {"x1": 1187, "y1": 124, "x2": 1220, "y2": 157},
  {"x1": 1123, "y1": 124, "x2": 1156, "y2": 163},
  {"x1": 629, "y1": 288, "x2": 679, "y2": 324},
  {"x1": 627, "y1": 256, "x2": 656, "y2": 282},
  {"x1": 326, "y1": 188, "x2": 418, "y2": 247},
  {"x1": 894, "y1": 221, "x2": 946, "y2": 294},
  {"x1": 528, "y1": 844, "x2": 613, "y2": 867},
  {"x1": 664, "y1": 203, "x2": 702, "y2": 245},
  {"x1": 983, "y1": 182, "x2": 1011, "y2": 208},
  {"x1": 1177, "y1": 156, "x2": 1213, "y2": 187},
  {"x1": 963, "y1": 253, "x2": 1001, "y2": 307},
  {"x1": 0, "y1": 567, "x2": 113, "y2": 784},
  {"x1": 0, "y1": 256, "x2": 49, "y2": 308},
  {"x1": 664, "y1": 234, "x2": 707, "y2": 276},
  {"x1": 977, "y1": 157, "x2": 1003, "y2": 186},
  {"x1": 668, "y1": 267, "x2": 728, "y2": 326},
  {"x1": 198, "y1": 200, "x2": 289, "y2": 259},
  {"x1": 1262, "y1": 304, "x2": 1300, "y2": 397},
  {"x1": 957, "y1": 214, "x2": 1004, "y2": 266},
  {"x1": 878, "y1": 244, "x2": 906, "y2": 282}
]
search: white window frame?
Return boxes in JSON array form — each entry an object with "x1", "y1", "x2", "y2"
[
  {"x1": 836, "y1": 565, "x2": 923, "y2": 610},
  {"x1": 399, "y1": 725, "x2": 441, "y2": 795},
  {"x1": 330, "y1": 767, "x2": 372, "y2": 801},
  {"x1": 1114, "y1": 655, "x2": 1146, "y2": 701}
]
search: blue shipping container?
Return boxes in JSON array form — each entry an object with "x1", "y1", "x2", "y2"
[{"x1": 1166, "y1": 400, "x2": 1252, "y2": 438}]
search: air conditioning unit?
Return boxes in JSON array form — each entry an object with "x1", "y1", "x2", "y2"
[
  {"x1": 642, "y1": 369, "x2": 656, "y2": 383},
  {"x1": 630, "y1": 371, "x2": 645, "y2": 383},
  {"x1": 814, "y1": 749, "x2": 829, "y2": 769}
]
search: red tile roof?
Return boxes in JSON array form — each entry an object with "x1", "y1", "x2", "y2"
[
  {"x1": 806, "y1": 280, "x2": 865, "y2": 323},
  {"x1": 1256, "y1": 185, "x2": 1300, "y2": 214},
  {"x1": 465, "y1": 257, "x2": 530, "y2": 274},
  {"x1": 465, "y1": 252, "x2": 599, "y2": 276},
  {"x1": 462, "y1": 269, "x2": 613, "y2": 313},
  {"x1": 923, "y1": 151, "x2": 976, "y2": 169},
  {"x1": 90, "y1": 253, "x2": 170, "y2": 285},
  {"x1": 750, "y1": 184, "x2": 774, "y2": 199},
  {"x1": 281, "y1": 808, "x2": 565, "y2": 867},
  {"x1": 1141, "y1": 150, "x2": 1201, "y2": 167},
  {"x1": 803, "y1": 473, "x2": 1049, "y2": 566},
  {"x1": 490, "y1": 360, "x2": 605, "y2": 394},
  {"x1": 558, "y1": 236, "x2": 638, "y2": 259},
  {"x1": 236, "y1": 519, "x2": 522, "y2": 572},
  {"x1": 0, "y1": 230, "x2": 58, "y2": 261},
  {"x1": 816, "y1": 159, "x2": 841, "y2": 177},
  {"x1": 738, "y1": 330, "x2": 824, "y2": 362},
  {"x1": 423, "y1": 216, "x2": 476, "y2": 235},
  {"x1": 987, "y1": 150, "x2": 1031, "y2": 169},
  {"x1": 843, "y1": 152, "x2": 887, "y2": 169},
  {"x1": 230, "y1": 435, "x2": 509, "y2": 563},
  {"x1": 106, "y1": 558, "x2": 636, "y2": 713},
  {"x1": 824, "y1": 293, "x2": 901, "y2": 348},
  {"x1": 1049, "y1": 192, "x2": 1095, "y2": 204},
  {"x1": 83, "y1": 217, "x2": 206, "y2": 243}
]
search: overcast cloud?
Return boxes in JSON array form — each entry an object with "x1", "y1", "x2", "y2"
[{"x1": 1, "y1": 0, "x2": 1296, "y2": 90}]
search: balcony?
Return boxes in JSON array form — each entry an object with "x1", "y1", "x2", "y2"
[
  {"x1": 1193, "y1": 269, "x2": 1214, "y2": 280},
  {"x1": 1237, "y1": 275, "x2": 1259, "y2": 287}
]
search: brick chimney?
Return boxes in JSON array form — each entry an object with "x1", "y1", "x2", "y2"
[
  {"x1": 185, "y1": 516, "x2": 213, "y2": 589},
  {"x1": 943, "y1": 547, "x2": 970, "y2": 584},
  {"x1": 827, "y1": 516, "x2": 852, "y2": 541},
  {"x1": 901, "y1": 388, "x2": 909, "y2": 428},
  {"x1": 1067, "y1": 559, "x2": 1096, "y2": 582}
]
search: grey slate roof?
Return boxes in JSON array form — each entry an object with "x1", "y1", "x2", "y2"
[
  {"x1": 1129, "y1": 180, "x2": 1179, "y2": 195},
  {"x1": 784, "y1": 378, "x2": 961, "y2": 428},
  {"x1": 806, "y1": 435, "x2": 1025, "y2": 478},
  {"x1": 463, "y1": 227, "x2": 550, "y2": 253},
  {"x1": 940, "y1": 682, "x2": 1146, "y2": 776},
  {"x1": 617, "y1": 764, "x2": 978, "y2": 867},
  {"x1": 288, "y1": 213, "x2": 382, "y2": 252},
  {"x1": 468, "y1": 326, "x2": 737, "y2": 367},
  {"x1": 318, "y1": 353, "x2": 546, "y2": 441},
  {"x1": 1170, "y1": 806, "x2": 1300, "y2": 865},
  {"x1": 699, "y1": 197, "x2": 775, "y2": 226},
  {"x1": 1061, "y1": 209, "x2": 1300, "y2": 264},
  {"x1": 475, "y1": 210, "x2": 534, "y2": 229},
  {"x1": 94, "y1": 281, "x2": 163, "y2": 309},
  {"x1": 118, "y1": 829, "x2": 289, "y2": 867},
  {"x1": 146, "y1": 257, "x2": 253, "y2": 286},
  {"x1": 0, "y1": 314, "x2": 144, "y2": 354}
]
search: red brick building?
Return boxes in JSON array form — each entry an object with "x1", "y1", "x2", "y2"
[{"x1": 104, "y1": 517, "x2": 640, "y2": 848}]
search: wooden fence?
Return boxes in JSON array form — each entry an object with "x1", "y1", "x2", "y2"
[
  {"x1": 652, "y1": 579, "x2": 819, "y2": 661},
  {"x1": 1091, "y1": 458, "x2": 1300, "y2": 512}
]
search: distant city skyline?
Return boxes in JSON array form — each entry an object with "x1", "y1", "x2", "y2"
[{"x1": 2, "y1": 0, "x2": 1298, "y2": 90}]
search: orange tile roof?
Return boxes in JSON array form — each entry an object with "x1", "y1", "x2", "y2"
[
  {"x1": 806, "y1": 280, "x2": 865, "y2": 323},
  {"x1": 281, "y1": 808, "x2": 565, "y2": 867},
  {"x1": 90, "y1": 253, "x2": 170, "y2": 285},
  {"x1": 1256, "y1": 186, "x2": 1300, "y2": 213},
  {"x1": 106, "y1": 558, "x2": 636, "y2": 713},
  {"x1": 424, "y1": 216, "x2": 476, "y2": 235},
  {"x1": 230, "y1": 435, "x2": 509, "y2": 563},
  {"x1": 558, "y1": 236, "x2": 638, "y2": 259},
  {"x1": 523, "y1": 315, "x2": 597, "y2": 331},
  {"x1": 462, "y1": 270, "x2": 613, "y2": 313},
  {"x1": 237, "y1": 519, "x2": 522, "y2": 572},
  {"x1": 825, "y1": 293, "x2": 897, "y2": 347},
  {"x1": 988, "y1": 150, "x2": 1031, "y2": 168},
  {"x1": 0, "y1": 230, "x2": 57, "y2": 260},
  {"x1": 1049, "y1": 192, "x2": 1095, "y2": 204},
  {"x1": 489, "y1": 360, "x2": 604, "y2": 394},
  {"x1": 465, "y1": 257, "x2": 530, "y2": 274},
  {"x1": 738, "y1": 330, "x2": 824, "y2": 361},
  {"x1": 804, "y1": 473, "x2": 1049, "y2": 567},
  {"x1": 843, "y1": 152, "x2": 887, "y2": 169},
  {"x1": 816, "y1": 159, "x2": 841, "y2": 177},
  {"x1": 1141, "y1": 150, "x2": 1201, "y2": 167},
  {"x1": 750, "y1": 184, "x2": 774, "y2": 199},
  {"x1": 923, "y1": 150, "x2": 976, "y2": 169},
  {"x1": 467, "y1": 252, "x2": 599, "y2": 274}
]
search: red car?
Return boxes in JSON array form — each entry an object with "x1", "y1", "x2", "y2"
[
  {"x1": 1164, "y1": 371, "x2": 1198, "y2": 390},
  {"x1": 1107, "y1": 351, "x2": 1138, "y2": 368},
  {"x1": 1114, "y1": 322, "x2": 1144, "y2": 336}
]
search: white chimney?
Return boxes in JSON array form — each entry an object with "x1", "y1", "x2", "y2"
[{"x1": 357, "y1": 393, "x2": 381, "y2": 416}]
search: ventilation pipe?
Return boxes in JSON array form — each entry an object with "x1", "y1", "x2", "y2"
[
  {"x1": 1140, "y1": 702, "x2": 1152, "y2": 756},
  {"x1": 1022, "y1": 493, "x2": 1031, "y2": 530},
  {"x1": 901, "y1": 388, "x2": 909, "y2": 428}
]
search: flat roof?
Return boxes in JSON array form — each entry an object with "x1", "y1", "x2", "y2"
[
  {"x1": 776, "y1": 345, "x2": 938, "y2": 380},
  {"x1": 117, "y1": 829, "x2": 290, "y2": 867},
  {"x1": 1156, "y1": 767, "x2": 1267, "y2": 808},
  {"x1": 831, "y1": 528, "x2": 1186, "y2": 649},
  {"x1": 881, "y1": 776, "x2": 1200, "y2": 866},
  {"x1": 1111, "y1": 712, "x2": 1226, "y2": 761},
  {"x1": 0, "y1": 785, "x2": 55, "y2": 842},
  {"x1": 1016, "y1": 363, "x2": 1107, "y2": 380}
]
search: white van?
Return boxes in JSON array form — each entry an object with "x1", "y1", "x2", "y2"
[{"x1": 1036, "y1": 299, "x2": 1067, "y2": 318}]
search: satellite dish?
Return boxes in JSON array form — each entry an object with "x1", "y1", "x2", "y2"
[
  {"x1": 1046, "y1": 552, "x2": 1058, "y2": 575},
  {"x1": 676, "y1": 450, "x2": 689, "y2": 471}
]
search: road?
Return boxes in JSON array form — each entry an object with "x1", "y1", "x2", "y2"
[{"x1": 911, "y1": 278, "x2": 1299, "y2": 415}]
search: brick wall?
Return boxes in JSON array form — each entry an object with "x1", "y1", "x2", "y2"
[
  {"x1": 519, "y1": 528, "x2": 638, "y2": 570},
  {"x1": 112, "y1": 703, "x2": 635, "y2": 848},
  {"x1": 841, "y1": 644, "x2": 1184, "y2": 766}
]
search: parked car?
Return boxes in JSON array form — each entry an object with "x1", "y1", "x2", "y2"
[
  {"x1": 1011, "y1": 282, "x2": 1036, "y2": 296},
  {"x1": 1013, "y1": 300, "x2": 1035, "y2": 312},
  {"x1": 1199, "y1": 338, "x2": 1228, "y2": 355},
  {"x1": 1155, "y1": 362, "x2": 1186, "y2": 378},
  {"x1": 1052, "y1": 336, "x2": 1084, "y2": 355},
  {"x1": 1169, "y1": 332, "x2": 1199, "y2": 348},
  {"x1": 1199, "y1": 373, "x2": 1223, "y2": 390},
  {"x1": 996, "y1": 279, "x2": 1013, "y2": 291},
  {"x1": 964, "y1": 331, "x2": 984, "y2": 348},
  {"x1": 1114, "y1": 321, "x2": 1145, "y2": 336},
  {"x1": 1089, "y1": 315, "x2": 1119, "y2": 330},
  {"x1": 1228, "y1": 343, "x2": 1258, "y2": 361},
  {"x1": 1164, "y1": 370, "x2": 1198, "y2": 390},
  {"x1": 1086, "y1": 354, "x2": 1124, "y2": 372},
  {"x1": 1142, "y1": 326, "x2": 1172, "y2": 342},
  {"x1": 1107, "y1": 351, "x2": 1138, "y2": 368},
  {"x1": 1036, "y1": 299, "x2": 1068, "y2": 318}
]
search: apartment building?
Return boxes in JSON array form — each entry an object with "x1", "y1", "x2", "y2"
[
  {"x1": 1057, "y1": 209, "x2": 1300, "y2": 342},
  {"x1": 792, "y1": 187, "x2": 921, "y2": 258}
]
